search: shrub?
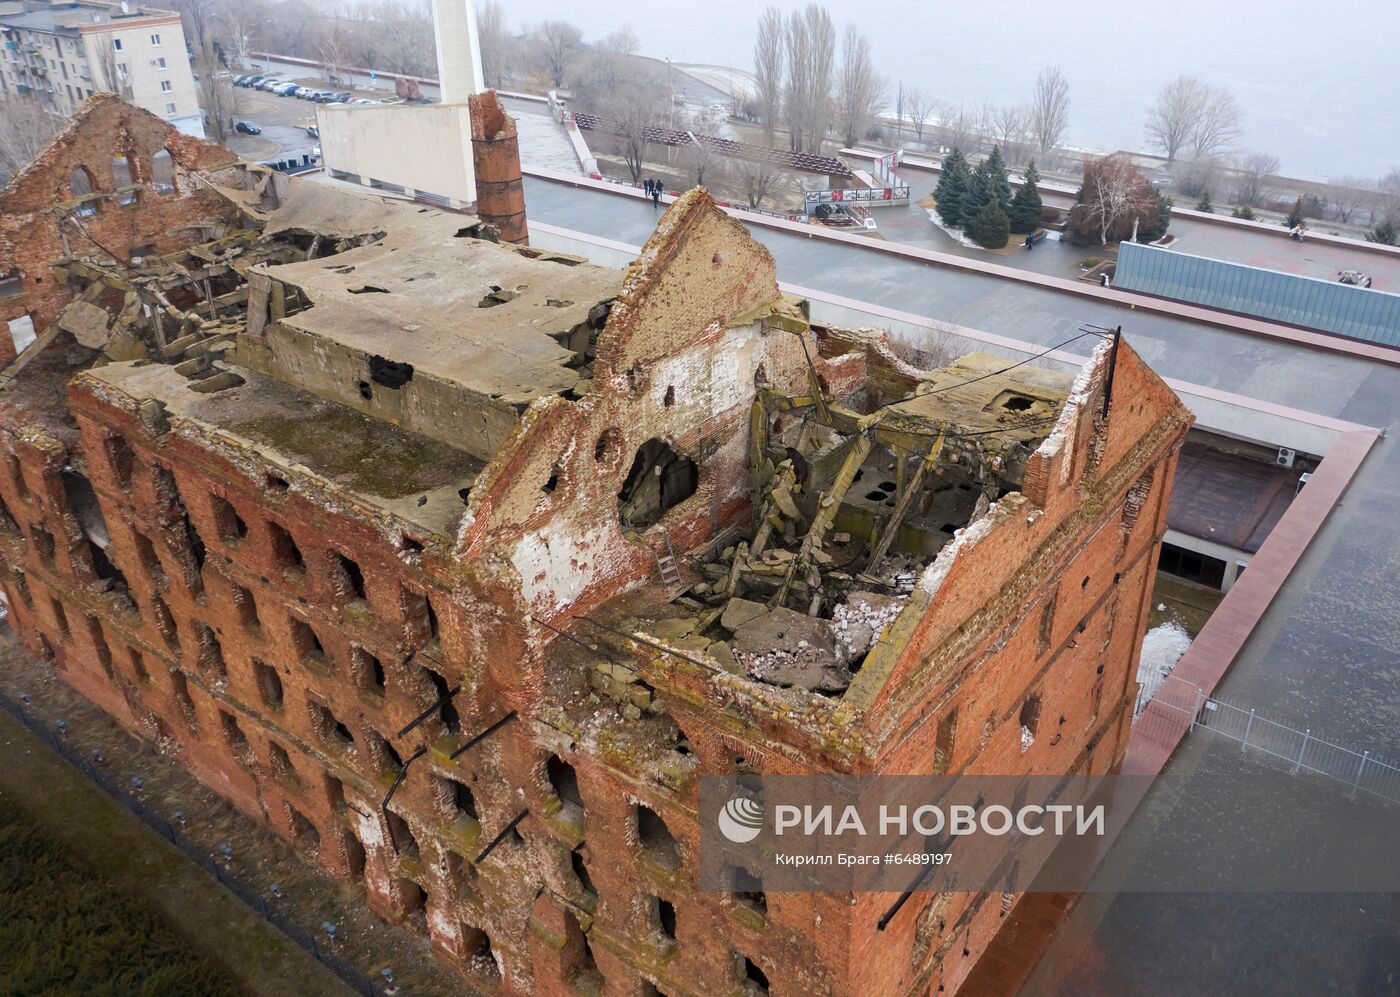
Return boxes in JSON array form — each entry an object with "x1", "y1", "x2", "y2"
[
  {"x1": 1368, "y1": 220, "x2": 1398, "y2": 246},
  {"x1": 967, "y1": 199, "x2": 1010, "y2": 249}
]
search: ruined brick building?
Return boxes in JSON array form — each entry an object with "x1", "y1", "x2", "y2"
[{"x1": 0, "y1": 94, "x2": 1192, "y2": 997}]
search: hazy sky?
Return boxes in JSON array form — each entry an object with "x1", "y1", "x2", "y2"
[{"x1": 503, "y1": 0, "x2": 1399, "y2": 181}]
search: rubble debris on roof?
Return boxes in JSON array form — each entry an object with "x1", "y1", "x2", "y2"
[{"x1": 633, "y1": 349, "x2": 1073, "y2": 695}]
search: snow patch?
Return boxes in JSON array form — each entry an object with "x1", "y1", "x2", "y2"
[
  {"x1": 1136, "y1": 621, "x2": 1191, "y2": 708},
  {"x1": 924, "y1": 209, "x2": 982, "y2": 249}
]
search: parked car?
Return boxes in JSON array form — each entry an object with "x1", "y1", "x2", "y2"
[
  {"x1": 256, "y1": 78, "x2": 283, "y2": 91},
  {"x1": 270, "y1": 82, "x2": 296, "y2": 96},
  {"x1": 280, "y1": 85, "x2": 308, "y2": 98},
  {"x1": 328, "y1": 91, "x2": 352, "y2": 103},
  {"x1": 237, "y1": 75, "x2": 263, "y2": 88},
  {"x1": 298, "y1": 89, "x2": 325, "y2": 100},
  {"x1": 350, "y1": 98, "x2": 377, "y2": 105},
  {"x1": 233, "y1": 74, "x2": 250, "y2": 86},
  {"x1": 233, "y1": 121, "x2": 262, "y2": 135}
]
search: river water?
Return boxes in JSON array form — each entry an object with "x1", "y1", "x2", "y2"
[{"x1": 506, "y1": 0, "x2": 1397, "y2": 182}]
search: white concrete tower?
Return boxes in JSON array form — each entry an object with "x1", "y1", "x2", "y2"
[{"x1": 430, "y1": 0, "x2": 485, "y2": 102}]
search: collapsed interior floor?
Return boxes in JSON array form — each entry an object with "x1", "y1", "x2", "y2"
[{"x1": 633, "y1": 346, "x2": 1074, "y2": 697}]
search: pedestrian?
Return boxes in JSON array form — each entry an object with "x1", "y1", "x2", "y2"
[
  {"x1": 652, "y1": 182, "x2": 662, "y2": 208},
  {"x1": 643, "y1": 177, "x2": 652, "y2": 197}
]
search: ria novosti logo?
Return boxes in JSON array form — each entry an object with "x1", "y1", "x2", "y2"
[{"x1": 717, "y1": 796, "x2": 764, "y2": 843}]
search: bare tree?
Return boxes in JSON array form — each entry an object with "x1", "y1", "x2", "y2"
[
  {"x1": 734, "y1": 156, "x2": 780, "y2": 209},
  {"x1": 173, "y1": 0, "x2": 235, "y2": 142},
  {"x1": 588, "y1": 65, "x2": 670, "y2": 183},
  {"x1": 941, "y1": 102, "x2": 978, "y2": 154},
  {"x1": 906, "y1": 87, "x2": 940, "y2": 145},
  {"x1": 1323, "y1": 176, "x2": 1373, "y2": 224},
  {"x1": 680, "y1": 134, "x2": 725, "y2": 189},
  {"x1": 1189, "y1": 88, "x2": 1241, "y2": 162},
  {"x1": 1146, "y1": 75, "x2": 1207, "y2": 165},
  {"x1": 1175, "y1": 156, "x2": 1222, "y2": 198},
  {"x1": 0, "y1": 99, "x2": 62, "y2": 184},
  {"x1": 1375, "y1": 169, "x2": 1400, "y2": 225},
  {"x1": 603, "y1": 23, "x2": 639, "y2": 57},
  {"x1": 378, "y1": 4, "x2": 434, "y2": 77},
  {"x1": 536, "y1": 20, "x2": 582, "y2": 88},
  {"x1": 753, "y1": 6, "x2": 784, "y2": 145},
  {"x1": 834, "y1": 24, "x2": 885, "y2": 147},
  {"x1": 1230, "y1": 151, "x2": 1281, "y2": 208},
  {"x1": 992, "y1": 103, "x2": 1030, "y2": 167},
  {"x1": 477, "y1": 0, "x2": 507, "y2": 89},
  {"x1": 219, "y1": 1, "x2": 258, "y2": 68},
  {"x1": 1070, "y1": 154, "x2": 1158, "y2": 245},
  {"x1": 1030, "y1": 65, "x2": 1070, "y2": 156},
  {"x1": 318, "y1": 22, "x2": 353, "y2": 83},
  {"x1": 93, "y1": 42, "x2": 134, "y2": 99},
  {"x1": 783, "y1": 3, "x2": 835, "y2": 155}
]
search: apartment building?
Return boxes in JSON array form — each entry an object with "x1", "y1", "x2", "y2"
[{"x1": 0, "y1": 0, "x2": 201, "y2": 135}]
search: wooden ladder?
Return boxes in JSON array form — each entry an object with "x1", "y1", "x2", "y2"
[{"x1": 655, "y1": 530, "x2": 685, "y2": 598}]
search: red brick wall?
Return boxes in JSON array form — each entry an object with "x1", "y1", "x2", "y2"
[{"x1": 0, "y1": 94, "x2": 239, "y2": 362}]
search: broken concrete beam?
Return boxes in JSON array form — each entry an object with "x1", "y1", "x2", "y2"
[
  {"x1": 649, "y1": 617, "x2": 699, "y2": 640},
  {"x1": 160, "y1": 333, "x2": 202, "y2": 359},
  {"x1": 720, "y1": 598, "x2": 769, "y2": 632},
  {"x1": 56, "y1": 300, "x2": 113, "y2": 349}
]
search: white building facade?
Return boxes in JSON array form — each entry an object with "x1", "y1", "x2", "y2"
[{"x1": 0, "y1": 0, "x2": 202, "y2": 136}]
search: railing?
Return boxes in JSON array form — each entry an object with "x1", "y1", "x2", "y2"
[
  {"x1": 0, "y1": 688, "x2": 389, "y2": 997},
  {"x1": 566, "y1": 109, "x2": 854, "y2": 178},
  {"x1": 803, "y1": 184, "x2": 912, "y2": 206},
  {"x1": 1135, "y1": 674, "x2": 1400, "y2": 804},
  {"x1": 590, "y1": 173, "x2": 811, "y2": 223}
]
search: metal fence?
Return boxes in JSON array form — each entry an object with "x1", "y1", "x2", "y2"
[
  {"x1": 0, "y1": 689, "x2": 385, "y2": 996},
  {"x1": 1135, "y1": 674, "x2": 1400, "y2": 804}
]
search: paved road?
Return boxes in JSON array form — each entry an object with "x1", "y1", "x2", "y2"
[
  {"x1": 223, "y1": 84, "x2": 325, "y2": 164},
  {"x1": 519, "y1": 174, "x2": 1400, "y2": 996},
  {"x1": 521, "y1": 176, "x2": 1376, "y2": 416},
  {"x1": 1162, "y1": 219, "x2": 1400, "y2": 291},
  {"x1": 837, "y1": 153, "x2": 1400, "y2": 290}
]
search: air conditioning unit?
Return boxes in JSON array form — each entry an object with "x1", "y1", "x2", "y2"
[
  {"x1": 1296, "y1": 472, "x2": 1312, "y2": 496},
  {"x1": 1276, "y1": 447, "x2": 1296, "y2": 468}
]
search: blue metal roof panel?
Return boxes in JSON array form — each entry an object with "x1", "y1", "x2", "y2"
[{"x1": 1114, "y1": 241, "x2": 1400, "y2": 347}]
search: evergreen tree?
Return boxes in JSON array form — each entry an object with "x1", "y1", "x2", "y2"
[
  {"x1": 967, "y1": 198, "x2": 1010, "y2": 249},
  {"x1": 935, "y1": 149, "x2": 970, "y2": 228},
  {"x1": 983, "y1": 145, "x2": 1012, "y2": 208},
  {"x1": 1008, "y1": 160, "x2": 1044, "y2": 233},
  {"x1": 960, "y1": 161, "x2": 993, "y2": 227},
  {"x1": 1368, "y1": 220, "x2": 1398, "y2": 246},
  {"x1": 1196, "y1": 191, "x2": 1214, "y2": 213},
  {"x1": 1138, "y1": 188, "x2": 1173, "y2": 243},
  {"x1": 1231, "y1": 204, "x2": 1255, "y2": 220},
  {"x1": 1285, "y1": 196, "x2": 1306, "y2": 228}
]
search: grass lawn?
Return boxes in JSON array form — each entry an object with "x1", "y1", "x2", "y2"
[{"x1": 0, "y1": 794, "x2": 237, "y2": 996}]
